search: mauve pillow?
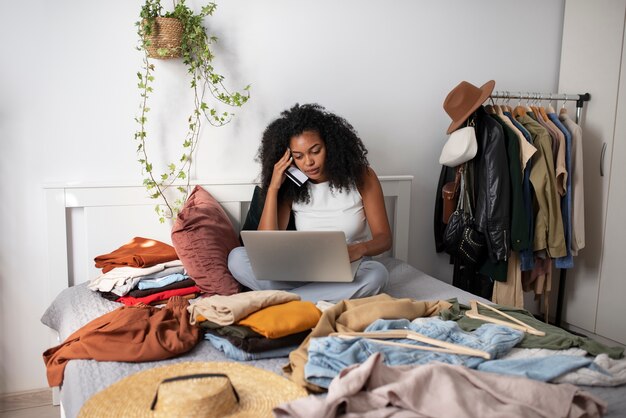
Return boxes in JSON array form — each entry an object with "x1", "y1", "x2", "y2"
[{"x1": 171, "y1": 185, "x2": 241, "y2": 296}]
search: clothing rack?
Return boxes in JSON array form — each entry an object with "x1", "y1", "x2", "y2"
[
  {"x1": 490, "y1": 91, "x2": 590, "y2": 124},
  {"x1": 490, "y1": 90, "x2": 591, "y2": 327}
]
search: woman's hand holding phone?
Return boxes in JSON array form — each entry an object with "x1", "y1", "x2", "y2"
[{"x1": 269, "y1": 148, "x2": 293, "y2": 191}]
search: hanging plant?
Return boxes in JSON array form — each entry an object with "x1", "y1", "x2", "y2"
[{"x1": 135, "y1": 0, "x2": 250, "y2": 222}]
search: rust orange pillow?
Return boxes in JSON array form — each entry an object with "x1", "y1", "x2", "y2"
[{"x1": 171, "y1": 185, "x2": 241, "y2": 296}]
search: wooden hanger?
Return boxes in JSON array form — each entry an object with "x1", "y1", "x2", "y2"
[
  {"x1": 525, "y1": 101, "x2": 534, "y2": 113},
  {"x1": 465, "y1": 300, "x2": 545, "y2": 336},
  {"x1": 330, "y1": 330, "x2": 491, "y2": 359},
  {"x1": 546, "y1": 93, "x2": 556, "y2": 114},
  {"x1": 560, "y1": 99, "x2": 569, "y2": 116},
  {"x1": 530, "y1": 105, "x2": 539, "y2": 118},
  {"x1": 485, "y1": 97, "x2": 500, "y2": 115},
  {"x1": 513, "y1": 105, "x2": 527, "y2": 117},
  {"x1": 537, "y1": 107, "x2": 550, "y2": 122}
]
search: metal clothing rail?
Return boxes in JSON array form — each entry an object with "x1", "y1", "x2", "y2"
[
  {"x1": 490, "y1": 91, "x2": 590, "y2": 124},
  {"x1": 491, "y1": 89, "x2": 591, "y2": 327}
]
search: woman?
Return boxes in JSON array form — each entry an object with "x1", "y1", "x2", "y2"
[{"x1": 228, "y1": 103, "x2": 392, "y2": 302}]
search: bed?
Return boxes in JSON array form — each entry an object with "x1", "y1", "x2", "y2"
[{"x1": 41, "y1": 177, "x2": 626, "y2": 418}]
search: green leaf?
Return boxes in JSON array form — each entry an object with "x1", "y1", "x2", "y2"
[{"x1": 146, "y1": 163, "x2": 152, "y2": 173}]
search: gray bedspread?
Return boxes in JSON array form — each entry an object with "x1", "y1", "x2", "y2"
[{"x1": 41, "y1": 258, "x2": 626, "y2": 418}]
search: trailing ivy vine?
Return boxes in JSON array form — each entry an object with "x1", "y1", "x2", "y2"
[{"x1": 135, "y1": 0, "x2": 250, "y2": 222}]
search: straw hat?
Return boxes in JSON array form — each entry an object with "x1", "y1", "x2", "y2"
[
  {"x1": 443, "y1": 80, "x2": 495, "y2": 134},
  {"x1": 78, "y1": 362, "x2": 307, "y2": 418}
]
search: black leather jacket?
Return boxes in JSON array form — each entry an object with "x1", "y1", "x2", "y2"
[{"x1": 473, "y1": 106, "x2": 510, "y2": 262}]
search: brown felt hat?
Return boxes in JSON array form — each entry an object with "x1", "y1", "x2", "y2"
[
  {"x1": 78, "y1": 362, "x2": 307, "y2": 418},
  {"x1": 443, "y1": 80, "x2": 495, "y2": 134}
]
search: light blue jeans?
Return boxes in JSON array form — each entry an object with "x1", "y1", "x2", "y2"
[
  {"x1": 477, "y1": 355, "x2": 595, "y2": 381},
  {"x1": 137, "y1": 273, "x2": 188, "y2": 290},
  {"x1": 304, "y1": 317, "x2": 524, "y2": 388},
  {"x1": 227, "y1": 247, "x2": 389, "y2": 302}
]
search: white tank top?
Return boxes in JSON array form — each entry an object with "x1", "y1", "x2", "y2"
[{"x1": 292, "y1": 182, "x2": 369, "y2": 243}]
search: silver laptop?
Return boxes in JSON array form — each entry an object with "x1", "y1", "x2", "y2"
[{"x1": 240, "y1": 230, "x2": 362, "y2": 282}]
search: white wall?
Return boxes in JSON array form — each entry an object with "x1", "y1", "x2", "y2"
[{"x1": 0, "y1": 0, "x2": 564, "y2": 393}]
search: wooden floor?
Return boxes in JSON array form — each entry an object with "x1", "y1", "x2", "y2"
[{"x1": 0, "y1": 389, "x2": 59, "y2": 418}]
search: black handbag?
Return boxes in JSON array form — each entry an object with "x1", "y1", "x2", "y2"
[
  {"x1": 458, "y1": 224, "x2": 486, "y2": 265},
  {"x1": 442, "y1": 165, "x2": 486, "y2": 264},
  {"x1": 442, "y1": 166, "x2": 469, "y2": 254}
]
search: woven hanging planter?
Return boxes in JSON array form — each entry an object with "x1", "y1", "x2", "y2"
[{"x1": 144, "y1": 17, "x2": 183, "y2": 59}]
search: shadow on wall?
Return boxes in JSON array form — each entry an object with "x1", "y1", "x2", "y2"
[
  {"x1": 0, "y1": 105, "x2": 10, "y2": 394},
  {"x1": 0, "y1": 266, "x2": 6, "y2": 395}
]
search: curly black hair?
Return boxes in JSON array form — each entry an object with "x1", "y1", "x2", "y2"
[{"x1": 257, "y1": 103, "x2": 370, "y2": 203}]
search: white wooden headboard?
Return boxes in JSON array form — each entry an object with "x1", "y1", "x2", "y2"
[{"x1": 44, "y1": 176, "x2": 412, "y2": 305}]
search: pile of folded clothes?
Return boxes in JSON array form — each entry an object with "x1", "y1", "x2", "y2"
[
  {"x1": 188, "y1": 290, "x2": 321, "y2": 360},
  {"x1": 88, "y1": 237, "x2": 200, "y2": 305}
]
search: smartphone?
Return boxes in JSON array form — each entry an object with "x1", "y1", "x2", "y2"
[{"x1": 285, "y1": 165, "x2": 309, "y2": 187}]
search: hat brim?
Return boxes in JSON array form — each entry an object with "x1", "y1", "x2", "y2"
[
  {"x1": 446, "y1": 80, "x2": 495, "y2": 134},
  {"x1": 78, "y1": 362, "x2": 307, "y2": 418}
]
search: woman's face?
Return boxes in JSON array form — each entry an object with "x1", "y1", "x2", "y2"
[{"x1": 289, "y1": 130, "x2": 327, "y2": 183}]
